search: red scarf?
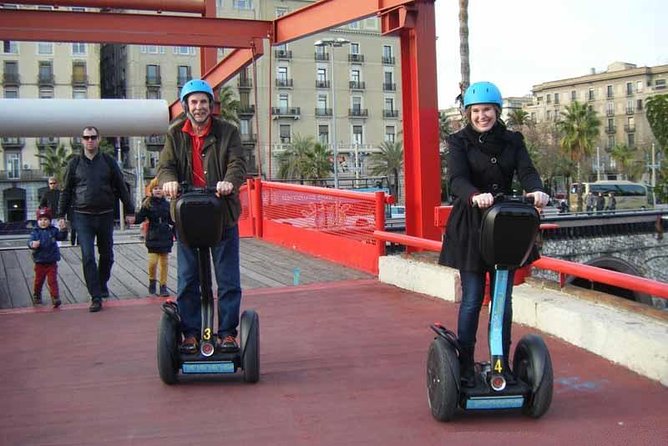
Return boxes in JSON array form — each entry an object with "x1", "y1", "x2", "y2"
[{"x1": 181, "y1": 118, "x2": 212, "y2": 187}]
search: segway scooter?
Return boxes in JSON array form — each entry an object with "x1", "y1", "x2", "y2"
[
  {"x1": 157, "y1": 186, "x2": 259, "y2": 384},
  {"x1": 427, "y1": 195, "x2": 553, "y2": 421}
]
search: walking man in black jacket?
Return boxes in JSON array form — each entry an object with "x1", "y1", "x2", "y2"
[{"x1": 58, "y1": 126, "x2": 135, "y2": 312}]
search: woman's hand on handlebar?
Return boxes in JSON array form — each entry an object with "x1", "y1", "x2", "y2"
[
  {"x1": 163, "y1": 181, "x2": 180, "y2": 199},
  {"x1": 471, "y1": 193, "x2": 494, "y2": 208},
  {"x1": 526, "y1": 191, "x2": 550, "y2": 208}
]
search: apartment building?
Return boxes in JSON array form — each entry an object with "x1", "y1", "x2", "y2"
[
  {"x1": 526, "y1": 61, "x2": 667, "y2": 178},
  {"x1": 0, "y1": 3, "x2": 101, "y2": 223},
  {"x1": 102, "y1": 0, "x2": 403, "y2": 184}
]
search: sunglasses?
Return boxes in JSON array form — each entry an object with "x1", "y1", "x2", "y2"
[
  {"x1": 49, "y1": 182, "x2": 57, "y2": 185},
  {"x1": 82, "y1": 135, "x2": 98, "y2": 141}
]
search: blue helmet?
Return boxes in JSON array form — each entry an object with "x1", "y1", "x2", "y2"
[
  {"x1": 463, "y1": 81, "x2": 503, "y2": 108},
  {"x1": 180, "y1": 79, "x2": 214, "y2": 103}
]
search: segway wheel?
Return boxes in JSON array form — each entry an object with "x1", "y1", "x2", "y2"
[
  {"x1": 513, "y1": 334, "x2": 553, "y2": 418},
  {"x1": 426, "y1": 337, "x2": 459, "y2": 422},
  {"x1": 157, "y1": 312, "x2": 180, "y2": 385},
  {"x1": 239, "y1": 310, "x2": 260, "y2": 383}
]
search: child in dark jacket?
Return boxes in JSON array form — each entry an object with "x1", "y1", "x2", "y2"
[
  {"x1": 135, "y1": 178, "x2": 174, "y2": 296},
  {"x1": 28, "y1": 207, "x2": 68, "y2": 307}
]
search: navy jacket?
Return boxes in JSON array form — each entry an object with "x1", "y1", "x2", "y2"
[
  {"x1": 28, "y1": 225, "x2": 68, "y2": 264},
  {"x1": 135, "y1": 197, "x2": 174, "y2": 254}
]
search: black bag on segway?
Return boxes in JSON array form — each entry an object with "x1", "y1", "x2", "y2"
[
  {"x1": 174, "y1": 190, "x2": 225, "y2": 248},
  {"x1": 479, "y1": 200, "x2": 540, "y2": 269}
]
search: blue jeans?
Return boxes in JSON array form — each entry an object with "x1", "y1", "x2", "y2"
[
  {"x1": 457, "y1": 269, "x2": 515, "y2": 350},
  {"x1": 73, "y1": 211, "x2": 115, "y2": 300},
  {"x1": 177, "y1": 225, "x2": 242, "y2": 339}
]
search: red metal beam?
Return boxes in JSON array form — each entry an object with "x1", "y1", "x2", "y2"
[
  {"x1": 397, "y1": 1, "x2": 441, "y2": 241},
  {"x1": 272, "y1": 0, "x2": 416, "y2": 44},
  {"x1": 0, "y1": 9, "x2": 271, "y2": 48},
  {"x1": 9, "y1": 0, "x2": 206, "y2": 14}
]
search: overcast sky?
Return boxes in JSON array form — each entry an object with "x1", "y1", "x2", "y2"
[{"x1": 434, "y1": 0, "x2": 668, "y2": 108}]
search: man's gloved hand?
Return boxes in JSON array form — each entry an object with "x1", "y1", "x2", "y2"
[
  {"x1": 527, "y1": 191, "x2": 550, "y2": 208},
  {"x1": 471, "y1": 193, "x2": 494, "y2": 208}
]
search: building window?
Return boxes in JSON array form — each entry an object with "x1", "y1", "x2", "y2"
[
  {"x1": 352, "y1": 125, "x2": 363, "y2": 145},
  {"x1": 6, "y1": 153, "x2": 20, "y2": 179},
  {"x1": 146, "y1": 89, "x2": 161, "y2": 99},
  {"x1": 384, "y1": 97, "x2": 394, "y2": 111},
  {"x1": 173, "y1": 46, "x2": 196, "y2": 56},
  {"x1": 3, "y1": 40, "x2": 18, "y2": 54},
  {"x1": 141, "y1": 45, "x2": 165, "y2": 54},
  {"x1": 626, "y1": 82, "x2": 633, "y2": 95},
  {"x1": 146, "y1": 64, "x2": 161, "y2": 84},
  {"x1": 570, "y1": 90, "x2": 576, "y2": 101},
  {"x1": 351, "y1": 96, "x2": 362, "y2": 113},
  {"x1": 3, "y1": 87, "x2": 18, "y2": 98},
  {"x1": 277, "y1": 66, "x2": 288, "y2": 81},
  {"x1": 607, "y1": 135, "x2": 615, "y2": 149},
  {"x1": 637, "y1": 99, "x2": 643, "y2": 110},
  {"x1": 606, "y1": 85, "x2": 613, "y2": 98},
  {"x1": 38, "y1": 61, "x2": 53, "y2": 84},
  {"x1": 318, "y1": 125, "x2": 329, "y2": 144},
  {"x1": 240, "y1": 119, "x2": 250, "y2": 135},
  {"x1": 37, "y1": 42, "x2": 53, "y2": 55},
  {"x1": 72, "y1": 42, "x2": 86, "y2": 56},
  {"x1": 351, "y1": 69, "x2": 361, "y2": 83},
  {"x1": 554, "y1": 93, "x2": 560, "y2": 105},
  {"x1": 317, "y1": 94, "x2": 328, "y2": 109},
  {"x1": 627, "y1": 132, "x2": 635, "y2": 148},
  {"x1": 626, "y1": 99, "x2": 634, "y2": 114},
  {"x1": 72, "y1": 88, "x2": 87, "y2": 99},
  {"x1": 278, "y1": 93, "x2": 289, "y2": 110},
  {"x1": 317, "y1": 68, "x2": 327, "y2": 82},
  {"x1": 636, "y1": 80, "x2": 643, "y2": 92},
  {"x1": 546, "y1": 94, "x2": 551, "y2": 104},
  {"x1": 279, "y1": 124, "x2": 291, "y2": 143},
  {"x1": 177, "y1": 65, "x2": 191, "y2": 87},
  {"x1": 656, "y1": 79, "x2": 666, "y2": 90},
  {"x1": 385, "y1": 125, "x2": 395, "y2": 143},
  {"x1": 383, "y1": 45, "x2": 394, "y2": 64},
  {"x1": 233, "y1": 0, "x2": 252, "y2": 10},
  {"x1": 349, "y1": 20, "x2": 360, "y2": 30},
  {"x1": 588, "y1": 88, "x2": 595, "y2": 101},
  {"x1": 350, "y1": 43, "x2": 360, "y2": 55},
  {"x1": 606, "y1": 101, "x2": 614, "y2": 116},
  {"x1": 276, "y1": 7, "x2": 288, "y2": 17}
]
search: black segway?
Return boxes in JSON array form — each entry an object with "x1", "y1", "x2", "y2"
[
  {"x1": 157, "y1": 186, "x2": 259, "y2": 384},
  {"x1": 427, "y1": 195, "x2": 553, "y2": 421}
]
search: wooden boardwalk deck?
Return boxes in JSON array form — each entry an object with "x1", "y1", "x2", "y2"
[{"x1": 0, "y1": 235, "x2": 371, "y2": 309}]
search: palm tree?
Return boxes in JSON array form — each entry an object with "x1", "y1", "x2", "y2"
[
  {"x1": 557, "y1": 101, "x2": 601, "y2": 210},
  {"x1": 276, "y1": 134, "x2": 332, "y2": 183},
  {"x1": 458, "y1": 0, "x2": 470, "y2": 105},
  {"x1": 36, "y1": 144, "x2": 74, "y2": 185},
  {"x1": 506, "y1": 109, "x2": 530, "y2": 130},
  {"x1": 368, "y1": 140, "x2": 403, "y2": 201},
  {"x1": 609, "y1": 143, "x2": 636, "y2": 180},
  {"x1": 218, "y1": 85, "x2": 240, "y2": 126}
]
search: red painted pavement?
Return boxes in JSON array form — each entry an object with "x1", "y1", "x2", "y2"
[{"x1": 0, "y1": 279, "x2": 665, "y2": 446}]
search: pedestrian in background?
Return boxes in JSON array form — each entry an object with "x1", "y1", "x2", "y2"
[
  {"x1": 135, "y1": 177, "x2": 174, "y2": 297},
  {"x1": 606, "y1": 192, "x2": 617, "y2": 212},
  {"x1": 58, "y1": 126, "x2": 135, "y2": 313},
  {"x1": 596, "y1": 192, "x2": 605, "y2": 213},
  {"x1": 40, "y1": 177, "x2": 60, "y2": 225},
  {"x1": 28, "y1": 207, "x2": 68, "y2": 308}
]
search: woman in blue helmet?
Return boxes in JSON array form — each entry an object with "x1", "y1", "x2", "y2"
[
  {"x1": 157, "y1": 79, "x2": 246, "y2": 353},
  {"x1": 438, "y1": 81, "x2": 549, "y2": 387}
]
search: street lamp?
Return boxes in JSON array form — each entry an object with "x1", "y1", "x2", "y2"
[{"x1": 314, "y1": 37, "x2": 350, "y2": 188}]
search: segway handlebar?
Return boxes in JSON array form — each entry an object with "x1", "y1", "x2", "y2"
[{"x1": 472, "y1": 193, "x2": 535, "y2": 207}]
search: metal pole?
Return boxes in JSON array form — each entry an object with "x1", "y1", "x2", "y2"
[
  {"x1": 330, "y1": 43, "x2": 339, "y2": 189},
  {"x1": 117, "y1": 137, "x2": 125, "y2": 230},
  {"x1": 596, "y1": 146, "x2": 601, "y2": 181},
  {"x1": 651, "y1": 142, "x2": 657, "y2": 206}
]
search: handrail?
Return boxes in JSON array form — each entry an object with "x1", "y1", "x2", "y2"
[{"x1": 373, "y1": 230, "x2": 668, "y2": 300}]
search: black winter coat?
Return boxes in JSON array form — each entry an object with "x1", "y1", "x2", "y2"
[
  {"x1": 135, "y1": 197, "x2": 174, "y2": 254},
  {"x1": 438, "y1": 123, "x2": 544, "y2": 272}
]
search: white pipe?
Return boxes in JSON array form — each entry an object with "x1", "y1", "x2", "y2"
[{"x1": 0, "y1": 99, "x2": 169, "y2": 137}]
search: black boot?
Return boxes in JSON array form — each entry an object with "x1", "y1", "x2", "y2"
[
  {"x1": 148, "y1": 280, "x2": 157, "y2": 295},
  {"x1": 459, "y1": 345, "x2": 476, "y2": 388}
]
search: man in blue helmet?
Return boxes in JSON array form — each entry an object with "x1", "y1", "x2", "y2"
[
  {"x1": 157, "y1": 79, "x2": 246, "y2": 353},
  {"x1": 438, "y1": 81, "x2": 549, "y2": 387}
]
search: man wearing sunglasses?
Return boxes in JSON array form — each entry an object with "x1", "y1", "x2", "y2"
[
  {"x1": 39, "y1": 177, "x2": 61, "y2": 226},
  {"x1": 58, "y1": 126, "x2": 135, "y2": 312}
]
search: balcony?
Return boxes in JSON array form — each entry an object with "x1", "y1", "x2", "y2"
[
  {"x1": 315, "y1": 107, "x2": 332, "y2": 117},
  {"x1": 275, "y1": 49, "x2": 292, "y2": 60},
  {"x1": 71, "y1": 74, "x2": 88, "y2": 87},
  {"x1": 3, "y1": 72, "x2": 20, "y2": 86},
  {"x1": 626, "y1": 89, "x2": 634, "y2": 96},
  {"x1": 626, "y1": 108, "x2": 635, "y2": 115},
  {"x1": 271, "y1": 107, "x2": 301, "y2": 119},
  {"x1": 38, "y1": 73, "x2": 54, "y2": 86},
  {"x1": 145, "y1": 135, "x2": 165, "y2": 150},
  {"x1": 0, "y1": 168, "x2": 46, "y2": 182},
  {"x1": 606, "y1": 109, "x2": 615, "y2": 117},
  {"x1": 348, "y1": 108, "x2": 369, "y2": 118},
  {"x1": 349, "y1": 81, "x2": 365, "y2": 90},
  {"x1": 37, "y1": 137, "x2": 59, "y2": 149},
  {"x1": 275, "y1": 78, "x2": 294, "y2": 88},
  {"x1": 624, "y1": 124, "x2": 636, "y2": 132},
  {"x1": 314, "y1": 52, "x2": 329, "y2": 61},
  {"x1": 238, "y1": 78, "x2": 252, "y2": 89},
  {"x1": 1, "y1": 137, "x2": 25, "y2": 150},
  {"x1": 146, "y1": 75, "x2": 161, "y2": 86},
  {"x1": 383, "y1": 109, "x2": 399, "y2": 118},
  {"x1": 382, "y1": 56, "x2": 395, "y2": 65},
  {"x1": 605, "y1": 125, "x2": 616, "y2": 134},
  {"x1": 348, "y1": 54, "x2": 365, "y2": 63},
  {"x1": 238, "y1": 104, "x2": 256, "y2": 116},
  {"x1": 240, "y1": 133, "x2": 257, "y2": 144},
  {"x1": 315, "y1": 80, "x2": 330, "y2": 89},
  {"x1": 383, "y1": 82, "x2": 396, "y2": 92}
]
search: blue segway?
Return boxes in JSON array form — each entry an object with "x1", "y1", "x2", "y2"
[
  {"x1": 157, "y1": 186, "x2": 259, "y2": 384},
  {"x1": 427, "y1": 195, "x2": 553, "y2": 421}
]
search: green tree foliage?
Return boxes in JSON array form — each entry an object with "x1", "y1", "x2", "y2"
[
  {"x1": 506, "y1": 109, "x2": 530, "y2": 130},
  {"x1": 218, "y1": 85, "x2": 240, "y2": 126},
  {"x1": 557, "y1": 101, "x2": 601, "y2": 210},
  {"x1": 276, "y1": 134, "x2": 332, "y2": 184},
  {"x1": 36, "y1": 144, "x2": 74, "y2": 185},
  {"x1": 368, "y1": 140, "x2": 403, "y2": 201},
  {"x1": 522, "y1": 121, "x2": 572, "y2": 196},
  {"x1": 645, "y1": 94, "x2": 668, "y2": 202},
  {"x1": 609, "y1": 143, "x2": 639, "y2": 180}
]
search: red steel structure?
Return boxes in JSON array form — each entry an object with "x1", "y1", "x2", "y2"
[{"x1": 1, "y1": 0, "x2": 442, "y2": 241}]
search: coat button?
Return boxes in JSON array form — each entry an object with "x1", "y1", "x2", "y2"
[
  {"x1": 492, "y1": 184, "x2": 499, "y2": 190},
  {"x1": 490, "y1": 157, "x2": 497, "y2": 164}
]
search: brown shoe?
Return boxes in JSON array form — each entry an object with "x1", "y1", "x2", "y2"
[
  {"x1": 216, "y1": 335, "x2": 239, "y2": 352},
  {"x1": 180, "y1": 335, "x2": 198, "y2": 354}
]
